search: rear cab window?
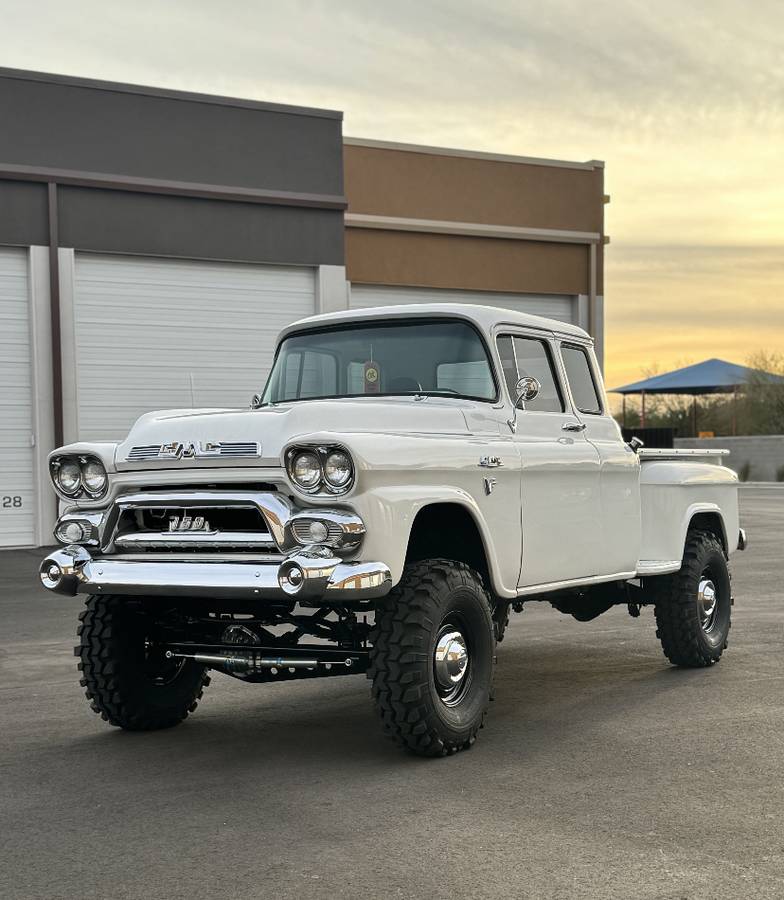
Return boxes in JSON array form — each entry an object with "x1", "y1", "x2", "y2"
[
  {"x1": 560, "y1": 344, "x2": 603, "y2": 414},
  {"x1": 496, "y1": 334, "x2": 564, "y2": 413}
]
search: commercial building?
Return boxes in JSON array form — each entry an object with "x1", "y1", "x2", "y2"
[
  {"x1": 0, "y1": 68, "x2": 347, "y2": 547},
  {"x1": 343, "y1": 137, "x2": 605, "y2": 364},
  {"x1": 0, "y1": 68, "x2": 606, "y2": 548}
]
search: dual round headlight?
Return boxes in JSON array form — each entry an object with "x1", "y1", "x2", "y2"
[
  {"x1": 323, "y1": 451, "x2": 352, "y2": 489},
  {"x1": 50, "y1": 455, "x2": 108, "y2": 499},
  {"x1": 56, "y1": 459, "x2": 82, "y2": 495},
  {"x1": 291, "y1": 451, "x2": 322, "y2": 489},
  {"x1": 286, "y1": 446, "x2": 355, "y2": 494},
  {"x1": 82, "y1": 459, "x2": 108, "y2": 494}
]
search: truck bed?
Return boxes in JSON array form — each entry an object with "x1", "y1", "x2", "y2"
[
  {"x1": 636, "y1": 448, "x2": 739, "y2": 576},
  {"x1": 638, "y1": 448, "x2": 729, "y2": 463}
]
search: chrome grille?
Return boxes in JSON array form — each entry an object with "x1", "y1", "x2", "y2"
[
  {"x1": 213, "y1": 442, "x2": 260, "y2": 457},
  {"x1": 127, "y1": 445, "x2": 161, "y2": 461},
  {"x1": 113, "y1": 499, "x2": 277, "y2": 553},
  {"x1": 126, "y1": 441, "x2": 261, "y2": 461},
  {"x1": 114, "y1": 531, "x2": 277, "y2": 551}
]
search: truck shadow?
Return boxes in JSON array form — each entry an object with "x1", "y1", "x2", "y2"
[{"x1": 66, "y1": 635, "x2": 720, "y2": 776}]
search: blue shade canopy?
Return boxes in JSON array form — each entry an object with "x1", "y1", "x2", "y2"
[{"x1": 610, "y1": 358, "x2": 784, "y2": 395}]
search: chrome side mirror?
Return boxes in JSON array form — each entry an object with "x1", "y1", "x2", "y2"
[
  {"x1": 250, "y1": 393, "x2": 262, "y2": 409},
  {"x1": 515, "y1": 376, "x2": 540, "y2": 406},
  {"x1": 507, "y1": 376, "x2": 540, "y2": 433}
]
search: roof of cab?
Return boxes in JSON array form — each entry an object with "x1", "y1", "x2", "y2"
[{"x1": 280, "y1": 302, "x2": 591, "y2": 342}]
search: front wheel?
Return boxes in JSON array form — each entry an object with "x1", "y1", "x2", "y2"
[
  {"x1": 368, "y1": 559, "x2": 496, "y2": 757},
  {"x1": 75, "y1": 595, "x2": 210, "y2": 730},
  {"x1": 653, "y1": 530, "x2": 732, "y2": 667}
]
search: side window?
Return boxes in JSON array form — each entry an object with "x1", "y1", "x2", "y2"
[
  {"x1": 496, "y1": 335, "x2": 564, "y2": 413},
  {"x1": 561, "y1": 345, "x2": 602, "y2": 414}
]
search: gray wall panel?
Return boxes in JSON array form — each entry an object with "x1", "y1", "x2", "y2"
[
  {"x1": 58, "y1": 187, "x2": 344, "y2": 266},
  {"x1": 675, "y1": 436, "x2": 784, "y2": 482},
  {"x1": 0, "y1": 180, "x2": 48, "y2": 245},
  {"x1": 0, "y1": 73, "x2": 343, "y2": 197}
]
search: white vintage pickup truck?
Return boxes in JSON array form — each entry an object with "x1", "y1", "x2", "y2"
[{"x1": 40, "y1": 304, "x2": 745, "y2": 756}]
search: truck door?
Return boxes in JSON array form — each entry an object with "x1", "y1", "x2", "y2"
[
  {"x1": 557, "y1": 342, "x2": 641, "y2": 576},
  {"x1": 497, "y1": 333, "x2": 603, "y2": 588}
]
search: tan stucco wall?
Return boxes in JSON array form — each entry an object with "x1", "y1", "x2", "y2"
[
  {"x1": 346, "y1": 229, "x2": 589, "y2": 295},
  {"x1": 343, "y1": 142, "x2": 604, "y2": 297},
  {"x1": 344, "y1": 144, "x2": 604, "y2": 232}
]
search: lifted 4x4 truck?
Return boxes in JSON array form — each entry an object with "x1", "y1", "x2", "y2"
[{"x1": 40, "y1": 304, "x2": 746, "y2": 757}]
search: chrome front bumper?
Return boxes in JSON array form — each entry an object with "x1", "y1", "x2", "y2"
[{"x1": 39, "y1": 545, "x2": 392, "y2": 603}]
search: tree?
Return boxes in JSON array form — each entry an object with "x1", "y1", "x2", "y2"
[{"x1": 741, "y1": 352, "x2": 784, "y2": 435}]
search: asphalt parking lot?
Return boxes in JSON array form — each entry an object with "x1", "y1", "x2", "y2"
[{"x1": 1, "y1": 485, "x2": 782, "y2": 899}]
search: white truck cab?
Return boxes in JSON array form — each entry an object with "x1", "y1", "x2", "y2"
[{"x1": 40, "y1": 304, "x2": 745, "y2": 756}]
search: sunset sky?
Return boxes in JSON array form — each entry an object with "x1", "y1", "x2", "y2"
[{"x1": 2, "y1": 0, "x2": 782, "y2": 390}]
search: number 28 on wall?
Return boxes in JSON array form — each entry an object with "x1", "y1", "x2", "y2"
[{"x1": 2, "y1": 496, "x2": 23, "y2": 508}]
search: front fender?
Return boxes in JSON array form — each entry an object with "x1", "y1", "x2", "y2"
[
  {"x1": 350, "y1": 484, "x2": 520, "y2": 598},
  {"x1": 280, "y1": 429, "x2": 522, "y2": 597}
]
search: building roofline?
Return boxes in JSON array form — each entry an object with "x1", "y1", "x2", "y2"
[
  {"x1": 344, "y1": 137, "x2": 603, "y2": 171},
  {"x1": 0, "y1": 66, "x2": 344, "y2": 121}
]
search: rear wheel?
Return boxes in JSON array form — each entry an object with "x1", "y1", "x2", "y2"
[
  {"x1": 76, "y1": 594, "x2": 210, "y2": 730},
  {"x1": 654, "y1": 530, "x2": 732, "y2": 667},
  {"x1": 368, "y1": 559, "x2": 495, "y2": 757}
]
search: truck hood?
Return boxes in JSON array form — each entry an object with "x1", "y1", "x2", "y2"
[{"x1": 114, "y1": 398, "x2": 487, "y2": 469}]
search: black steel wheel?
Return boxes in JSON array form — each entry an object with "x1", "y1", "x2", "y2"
[
  {"x1": 368, "y1": 559, "x2": 496, "y2": 757},
  {"x1": 75, "y1": 595, "x2": 210, "y2": 730},
  {"x1": 654, "y1": 530, "x2": 732, "y2": 667}
]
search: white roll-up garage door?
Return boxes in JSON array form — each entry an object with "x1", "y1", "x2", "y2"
[
  {"x1": 349, "y1": 284, "x2": 575, "y2": 323},
  {"x1": 0, "y1": 247, "x2": 36, "y2": 548},
  {"x1": 72, "y1": 253, "x2": 316, "y2": 442}
]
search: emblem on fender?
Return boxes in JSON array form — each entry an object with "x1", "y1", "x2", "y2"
[{"x1": 126, "y1": 441, "x2": 261, "y2": 461}]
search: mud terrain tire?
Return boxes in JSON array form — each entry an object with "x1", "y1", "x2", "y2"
[
  {"x1": 654, "y1": 530, "x2": 732, "y2": 668},
  {"x1": 369, "y1": 559, "x2": 495, "y2": 757},
  {"x1": 76, "y1": 594, "x2": 210, "y2": 730}
]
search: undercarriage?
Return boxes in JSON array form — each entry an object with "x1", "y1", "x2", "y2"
[
  {"x1": 138, "y1": 599, "x2": 372, "y2": 683},
  {"x1": 72, "y1": 557, "x2": 499, "y2": 756}
]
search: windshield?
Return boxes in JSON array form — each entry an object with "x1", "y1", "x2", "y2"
[{"x1": 261, "y1": 319, "x2": 497, "y2": 404}]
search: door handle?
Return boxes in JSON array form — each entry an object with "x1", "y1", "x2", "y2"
[{"x1": 562, "y1": 422, "x2": 586, "y2": 432}]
